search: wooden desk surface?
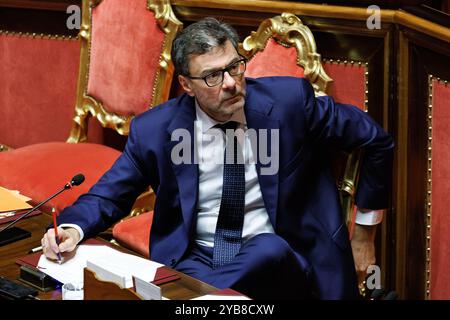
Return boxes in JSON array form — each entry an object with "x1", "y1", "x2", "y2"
[{"x1": 0, "y1": 213, "x2": 217, "y2": 300}]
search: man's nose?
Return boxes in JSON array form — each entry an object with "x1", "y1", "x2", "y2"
[{"x1": 221, "y1": 71, "x2": 236, "y2": 89}]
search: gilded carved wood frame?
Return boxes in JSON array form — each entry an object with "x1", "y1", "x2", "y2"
[
  {"x1": 239, "y1": 12, "x2": 332, "y2": 97},
  {"x1": 67, "y1": 0, "x2": 182, "y2": 143}
]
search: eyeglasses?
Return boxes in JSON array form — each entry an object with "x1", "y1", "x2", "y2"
[{"x1": 187, "y1": 58, "x2": 247, "y2": 87}]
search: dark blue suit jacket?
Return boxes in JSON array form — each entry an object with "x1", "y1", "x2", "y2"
[{"x1": 58, "y1": 77, "x2": 393, "y2": 299}]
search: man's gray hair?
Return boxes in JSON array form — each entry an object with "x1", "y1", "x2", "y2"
[{"x1": 171, "y1": 17, "x2": 239, "y2": 76}]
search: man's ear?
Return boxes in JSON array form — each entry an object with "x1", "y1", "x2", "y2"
[{"x1": 178, "y1": 75, "x2": 194, "y2": 96}]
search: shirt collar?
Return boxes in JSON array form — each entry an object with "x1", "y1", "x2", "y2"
[{"x1": 195, "y1": 100, "x2": 246, "y2": 133}]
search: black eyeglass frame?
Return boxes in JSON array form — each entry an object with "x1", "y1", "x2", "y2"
[{"x1": 186, "y1": 57, "x2": 247, "y2": 87}]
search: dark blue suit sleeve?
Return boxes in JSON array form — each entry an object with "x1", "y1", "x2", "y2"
[
  {"x1": 301, "y1": 79, "x2": 394, "y2": 209},
  {"x1": 57, "y1": 119, "x2": 150, "y2": 239}
]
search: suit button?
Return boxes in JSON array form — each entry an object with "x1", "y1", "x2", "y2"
[{"x1": 171, "y1": 259, "x2": 177, "y2": 266}]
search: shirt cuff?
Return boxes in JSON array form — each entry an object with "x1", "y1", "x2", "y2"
[
  {"x1": 59, "y1": 223, "x2": 84, "y2": 243},
  {"x1": 355, "y1": 209, "x2": 384, "y2": 225}
]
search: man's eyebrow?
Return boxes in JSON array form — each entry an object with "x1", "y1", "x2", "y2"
[{"x1": 199, "y1": 57, "x2": 241, "y2": 76}]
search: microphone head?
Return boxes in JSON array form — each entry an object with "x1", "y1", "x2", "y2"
[{"x1": 71, "y1": 174, "x2": 85, "y2": 186}]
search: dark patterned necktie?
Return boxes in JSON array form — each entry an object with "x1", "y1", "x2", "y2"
[{"x1": 212, "y1": 121, "x2": 245, "y2": 269}]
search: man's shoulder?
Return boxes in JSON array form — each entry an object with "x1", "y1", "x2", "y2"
[
  {"x1": 245, "y1": 76, "x2": 313, "y2": 109},
  {"x1": 246, "y1": 76, "x2": 309, "y2": 89},
  {"x1": 133, "y1": 94, "x2": 191, "y2": 124},
  {"x1": 246, "y1": 76, "x2": 312, "y2": 102}
]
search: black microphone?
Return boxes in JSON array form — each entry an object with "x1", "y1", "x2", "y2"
[
  {"x1": 69, "y1": 174, "x2": 85, "y2": 187},
  {"x1": 0, "y1": 174, "x2": 85, "y2": 246}
]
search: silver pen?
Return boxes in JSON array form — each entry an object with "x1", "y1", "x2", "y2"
[{"x1": 28, "y1": 245, "x2": 43, "y2": 254}]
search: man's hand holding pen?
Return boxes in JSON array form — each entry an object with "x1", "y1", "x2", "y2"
[{"x1": 41, "y1": 227, "x2": 80, "y2": 263}]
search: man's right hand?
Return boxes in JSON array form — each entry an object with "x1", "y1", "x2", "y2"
[{"x1": 41, "y1": 227, "x2": 80, "y2": 261}]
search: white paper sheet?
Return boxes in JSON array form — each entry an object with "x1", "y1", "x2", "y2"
[{"x1": 37, "y1": 245, "x2": 163, "y2": 287}]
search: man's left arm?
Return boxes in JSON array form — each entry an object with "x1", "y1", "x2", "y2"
[
  {"x1": 305, "y1": 89, "x2": 394, "y2": 282},
  {"x1": 306, "y1": 92, "x2": 394, "y2": 212}
]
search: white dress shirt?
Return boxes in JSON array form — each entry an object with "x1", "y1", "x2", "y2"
[{"x1": 194, "y1": 103, "x2": 274, "y2": 247}]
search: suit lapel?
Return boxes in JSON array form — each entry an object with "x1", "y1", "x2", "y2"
[
  {"x1": 164, "y1": 96, "x2": 198, "y2": 231},
  {"x1": 245, "y1": 98, "x2": 280, "y2": 229}
]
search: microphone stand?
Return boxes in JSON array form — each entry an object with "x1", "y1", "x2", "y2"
[{"x1": 0, "y1": 183, "x2": 72, "y2": 247}]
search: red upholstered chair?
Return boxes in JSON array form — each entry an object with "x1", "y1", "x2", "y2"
[
  {"x1": 112, "y1": 184, "x2": 156, "y2": 257},
  {"x1": 0, "y1": 32, "x2": 82, "y2": 150},
  {"x1": 240, "y1": 12, "x2": 366, "y2": 233},
  {"x1": 0, "y1": 0, "x2": 182, "y2": 215},
  {"x1": 241, "y1": 14, "x2": 331, "y2": 96},
  {"x1": 112, "y1": 211, "x2": 154, "y2": 257}
]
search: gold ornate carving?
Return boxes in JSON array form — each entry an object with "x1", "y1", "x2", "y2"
[
  {"x1": 148, "y1": 0, "x2": 182, "y2": 32},
  {"x1": 240, "y1": 12, "x2": 332, "y2": 96},
  {"x1": 147, "y1": 0, "x2": 183, "y2": 109},
  {"x1": 0, "y1": 144, "x2": 12, "y2": 152},
  {"x1": 339, "y1": 150, "x2": 363, "y2": 225},
  {"x1": 67, "y1": 0, "x2": 182, "y2": 143},
  {"x1": 129, "y1": 187, "x2": 156, "y2": 219},
  {"x1": 67, "y1": 0, "x2": 95, "y2": 143}
]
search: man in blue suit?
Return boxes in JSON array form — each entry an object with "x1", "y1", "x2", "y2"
[{"x1": 41, "y1": 18, "x2": 393, "y2": 299}]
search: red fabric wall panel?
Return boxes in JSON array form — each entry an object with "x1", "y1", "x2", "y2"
[
  {"x1": 87, "y1": 0, "x2": 165, "y2": 116},
  {"x1": 323, "y1": 62, "x2": 366, "y2": 110},
  {"x1": 245, "y1": 38, "x2": 305, "y2": 79},
  {"x1": 113, "y1": 211, "x2": 153, "y2": 258},
  {"x1": 0, "y1": 34, "x2": 84, "y2": 148},
  {"x1": 430, "y1": 80, "x2": 450, "y2": 299}
]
